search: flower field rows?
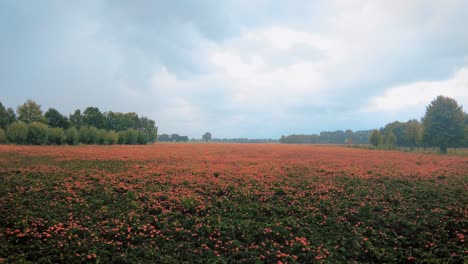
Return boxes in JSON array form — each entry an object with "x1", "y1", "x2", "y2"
[{"x1": 0, "y1": 144, "x2": 466, "y2": 263}]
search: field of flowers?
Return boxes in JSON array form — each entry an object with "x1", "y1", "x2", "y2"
[{"x1": 0, "y1": 143, "x2": 466, "y2": 263}]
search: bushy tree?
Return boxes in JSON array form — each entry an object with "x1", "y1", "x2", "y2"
[
  {"x1": 79, "y1": 126, "x2": 99, "y2": 144},
  {"x1": 48, "y1": 127, "x2": 65, "y2": 145},
  {"x1": 171, "y1": 134, "x2": 181, "y2": 142},
  {"x1": 202, "y1": 132, "x2": 212, "y2": 142},
  {"x1": 45, "y1": 108, "x2": 69, "y2": 129},
  {"x1": 69, "y1": 110, "x2": 83, "y2": 129},
  {"x1": 0, "y1": 128, "x2": 6, "y2": 143},
  {"x1": 139, "y1": 116, "x2": 158, "y2": 142},
  {"x1": 0, "y1": 102, "x2": 16, "y2": 130},
  {"x1": 385, "y1": 131, "x2": 397, "y2": 148},
  {"x1": 464, "y1": 113, "x2": 468, "y2": 147},
  {"x1": 96, "y1": 129, "x2": 118, "y2": 145},
  {"x1": 65, "y1": 127, "x2": 79, "y2": 145},
  {"x1": 7, "y1": 122, "x2": 28, "y2": 144},
  {"x1": 369, "y1": 130, "x2": 381, "y2": 147},
  {"x1": 125, "y1": 129, "x2": 138, "y2": 144},
  {"x1": 137, "y1": 131, "x2": 149, "y2": 144},
  {"x1": 422, "y1": 96, "x2": 465, "y2": 154},
  {"x1": 403, "y1": 119, "x2": 421, "y2": 148},
  {"x1": 117, "y1": 131, "x2": 127, "y2": 144},
  {"x1": 88, "y1": 126, "x2": 100, "y2": 144},
  {"x1": 98, "y1": 129, "x2": 108, "y2": 145},
  {"x1": 27, "y1": 122, "x2": 49, "y2": 145},
  {"x1": 17, "y1": 99, "x2": 45, "y2": 124},
  {"x1": 106, "y1": 112, "x2": 139, "y2": 131},
  {"x1": 158, "y1": 134, "x2": 171, "y2": 142},
  {"x1": 106, "y1": 130, "x2": 119, "y2": 145},
  {"x1": 83, "y1": 107, "x2": 107, "y2": 129}
]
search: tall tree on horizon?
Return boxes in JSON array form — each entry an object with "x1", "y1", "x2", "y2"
[
  {"x1": 0, "y1": 101, "x2": 16, "y2": 130},
  {"x1": 17, "y1": 99, "x2": 45, "y2": 124},
  {"x1": 422, "y1": 96, "x2": 465, "y2": 154},
  {"x1": 202, "y1": 132, "x2": 212, "y2": 142},
  {"x1": 45, "y1": 108, "x2": 69, "y2": 129}
]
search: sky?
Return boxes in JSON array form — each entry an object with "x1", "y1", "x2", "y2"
[{"x1": 1, "y1": 0, "x2": 467, "y2": 138}]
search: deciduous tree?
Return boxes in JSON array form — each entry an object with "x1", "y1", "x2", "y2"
[
  {"x1": 17, "y1": 99, "x2": 45, "y2": 124},
  {"x1": 0, "y1": 102, "x2": 16, "y2": 130},
  {"x1": 202, "y1": 132, "x2": 212, "y2": 142},
  {"x1": 422, "y1": 96, "x2": 465, "y2": 154},
  {"x1": 45, "y1": 108, "x2": 69, "y2": 129},
  {"x1": 69, "y1": 110, "x2": 83, "y2": 129},
  {"x1": 369, "y1": 130, "x2": 381, "y2": 147},
  {"x1": 7, "y1": 122, "x2": 28, "y2": 144}
]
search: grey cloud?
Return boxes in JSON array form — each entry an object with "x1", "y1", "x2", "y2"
[{"x1": 1, "y1": 0, "x2": 467, "y2": 138}]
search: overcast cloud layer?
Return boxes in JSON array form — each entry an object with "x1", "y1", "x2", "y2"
[{"x1": 1, "y1": 0, "x2": 467, "y2": 138}]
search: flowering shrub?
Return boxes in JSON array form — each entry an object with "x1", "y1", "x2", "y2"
[{"x1": 0, "y1": 144, "x2": 466, "y2": 263}]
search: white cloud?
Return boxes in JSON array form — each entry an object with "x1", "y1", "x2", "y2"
[
  {"x1": 146, "y1": 0, "x2": 468, "y2": 136},
  {"x1": 246, "y1": 26, "x2": 334, "y2": 53},
  {"x1": 364, "y1": 67, "x2": 468, "y2": 112},
  {"x1": 208, "y1": 26, "x2": 331, "y2": 108},
  {"x1": 70, "y1": 0, "x2": 468, "y2": 137}
]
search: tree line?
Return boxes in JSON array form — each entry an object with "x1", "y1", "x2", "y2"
[
  {"x1": 158, "y1": 132, "x2": 214, "y2": 142},
  {"x1": 279, "y1": 96, "x2": 467, "y2": 154},
  {"x1": 212, "y1": 138, "x2": 277, "y2": 143},
  {"x1": 0, "y1": 99, "x2": 158, "y2": 145},
  {"x1": 158, "y1": 133, "x2": 189, "y2": 142},
  {"x1": 280, "y1": 130, "x2": 373, "y2": 144},
  {"x1": 370, "y1": 96, "x2": 467, "y2": 153}
]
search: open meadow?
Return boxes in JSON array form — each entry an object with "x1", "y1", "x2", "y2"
[{"x1": 0, "y1": 144, "x2": 467, "y2": 263}]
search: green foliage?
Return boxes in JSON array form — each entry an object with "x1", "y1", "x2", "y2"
[
  {"x1": 47, "y1": 127, "x2": 65, "y2": 145},
  {"x1": 27, "y1": 122, "x2": 49, "y2": 145},
  {"x1": 97, "y1": 129, "x2": 108, "y2": 145},
  {"x1": 380, "y1": 120, "x2": 423, "y2": 148},
  {"x1": 82, "y1": 107, "x2": 107, "y2": 129},
  {"x1": 385, "y1": 131, "x2": 397, "y2": 148},
  {"x1": 369, "y1": 130, "x2": 381, "y2": 147},
  {"x1": 65, "y1": 127, "x2": 79, "y2": 145},
  {"x1": 422, "y1": 96, "x2": 465, "y2": 154},
  {"x1": 158, "y1": 134, "x2": 171, "y2": 142},
  {"x1": 402, "y1": 119, "x2": 421, "y2": 147},
  {"x1": 16, "y1": 99, "x2": 45, "y2": 124},
  {"x1": 139, "y1": 116, "x2": 158, "y2": 142},
  {"x1": 79, "y1": 126, "x2": 99, "y2": 144},
  {"x1": 281, "y1": 130, "x2": 372, "y2": 144},
  {"x1": 69, "y1": 109, "x2": 83, "y2": 129},
  {"x1": 45, "y1": 108, "x2": 69, "y2": 129},
  {"x1": 158, "y1": 133, "x2": 189, "y2": 142},
  {"x1": 95, "y1": 129, "x2": 118, "y2": 145},
  {"x1": 0, "y1": 128, "x2": 6, "y2": 143},
  {"x1": 125, "y1": 129, "x2": 138, "y2": 144},
  {"x1": 7, "y1": 122, "x2": 28, "y2": 144},
  {"x1": 106, "y1": 111, "x2": 139, "y2": 131},
  {"x1": 106, "y1": 130, "x2": 119, "y2": 145},
  {"x1": 117, "y1": 131, "x2": 127, "y2": 144},
  {"x1": 1, "y1": 100, "x2": 158, "y2": 145},
  {"x1": 137, "y1": 131, "x2": 149, "y2": 144},
  {"x1": 464, "y1": 114, "x2": 468, "y2": 147},
  {"x1": 0, "y1": 102, "x2": 16, "y2": 130},
  {"x1": 202, "y1": 132, "x2": 212, "y2": 142}
]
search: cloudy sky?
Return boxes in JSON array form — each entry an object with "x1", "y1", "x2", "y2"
[{"x1": 1, "y1": 0, "x2": 467, "y2": 138}]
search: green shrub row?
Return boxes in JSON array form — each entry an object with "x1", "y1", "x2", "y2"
[{"x1": 0, "y1": 122, "x2": 151, "y2": 145}]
